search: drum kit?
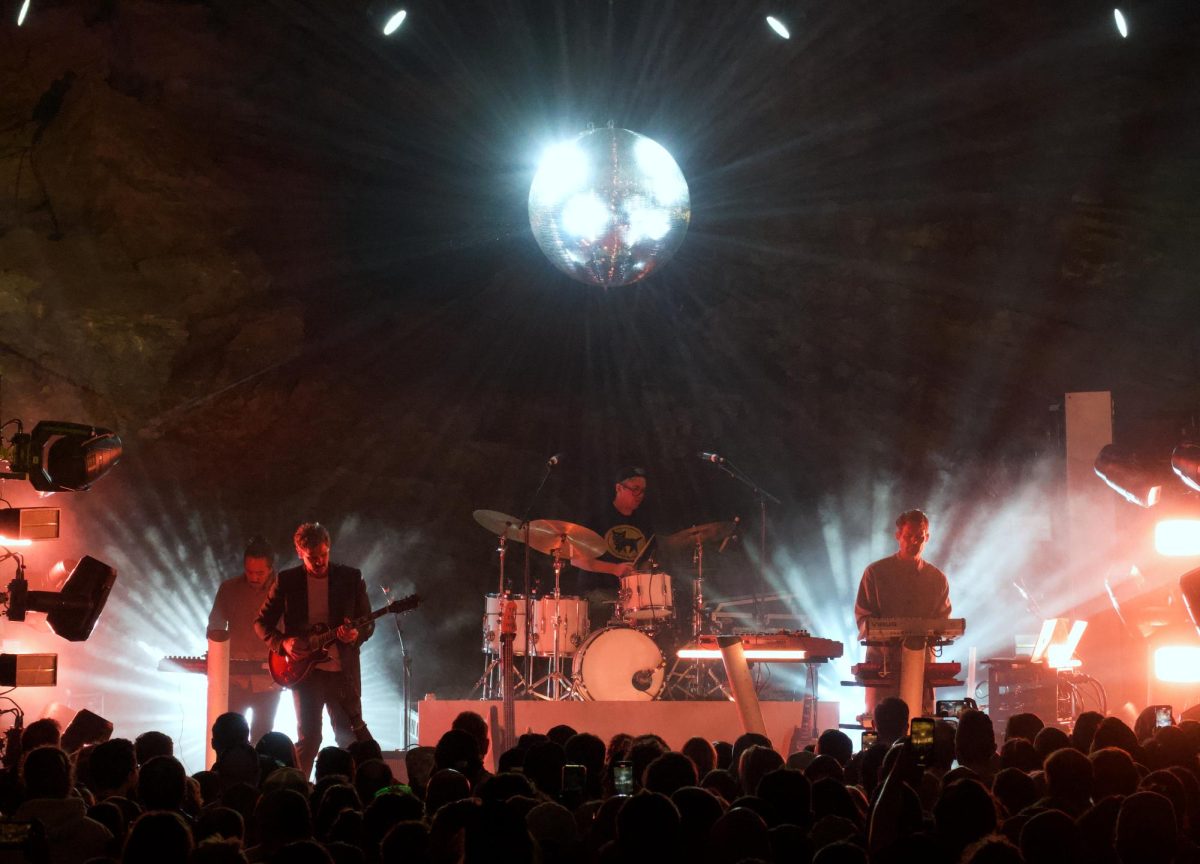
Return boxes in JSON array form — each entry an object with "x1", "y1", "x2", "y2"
[{"x1": 472, "y1": 509, "x2": 738, "y2": 702}]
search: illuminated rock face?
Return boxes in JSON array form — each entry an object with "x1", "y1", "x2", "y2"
[{"x1": 529, "y1": 127, "x2": 690, "y2": 287}]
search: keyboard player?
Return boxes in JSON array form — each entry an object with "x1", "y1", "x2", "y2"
[{"x1": 854, "y1": 509, "x2": 951, "y2": 716}]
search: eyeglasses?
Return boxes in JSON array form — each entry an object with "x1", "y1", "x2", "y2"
[{"x1": 619, "y1": 482, "x2": 647, "y2": 496}]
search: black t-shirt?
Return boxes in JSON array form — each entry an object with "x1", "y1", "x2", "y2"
[
  {"x1": 566, "y1": 502, "x2": 656, "y2": 596},
  {"x1": 592, "y1": 501, "x2": 655, "y2": 564}
]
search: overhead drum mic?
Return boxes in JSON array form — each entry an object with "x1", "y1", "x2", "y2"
[
  {"x1": 547, "y1": 453, "x2": 565, "y2": 467},
  {"x1": 698, "y1": 451, "x2": 725, "y2": 464}
]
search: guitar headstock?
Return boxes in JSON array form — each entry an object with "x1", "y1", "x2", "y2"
[{"x1": 386, "y1": 594, "x2": 420, "y2": 615}]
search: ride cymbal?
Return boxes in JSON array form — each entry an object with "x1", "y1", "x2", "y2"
[{"x1": 664, "y1": 521, "x2": 738, "y2": 548}]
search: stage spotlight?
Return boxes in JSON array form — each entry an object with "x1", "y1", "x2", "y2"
[
  {"x1": 382, "y1": 8, "x2": 406, "y2": 35},
  {"x1": 1114, "y1": 8, "x2": 1129, "y2": 38},
  {"x1": 17, "y1": 0, "x2": 29, "y2": 26},
  {"x1": 1172, "y1": 443, "x2": 1200, "y2": 494},
  {"x1": 766, "y1": 16, "x2": 790, "y2": 39},
  {"x1": 3, "y1": 556, "x2": 116, "y2": 641},
  {"x1": 0, "y1": 653, "x2": 56, "y2": 687},
  {"x1": 0, "y1": 507, "x2": 59, "y2": 542},
  {"x1": 1094, "y1": 444, "x2": 1161, "y2": 507},
  {"x1": 1154, "y1": 645, "x2": 1200, "y2": 683},
  {"x1": 1156, "y1": 519, "x2": 1200, "y2": 557},
  {"x1": 1, "y1": 421, "x2": 122, "y2": 492}
]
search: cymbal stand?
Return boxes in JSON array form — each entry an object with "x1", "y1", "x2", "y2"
[
  {"x1": 528, "y1": 539, "x2": 576, "y2": 701},
  {"x1": 473, "y1": 529, "x2": 528, "y2": 700},
  {"x1": 666, "y1": 538, "x2": 728, "y2": 700},
  {"x1": 474, "y1": 652, "x2": 528, "y2": 700},
  {"x1": 518, "y1": 460, "x2": 557, "y2": 690}
]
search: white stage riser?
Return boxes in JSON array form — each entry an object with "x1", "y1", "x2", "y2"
[{"x1": 418, "y1": 699, "x2": 839, "y2": 770}]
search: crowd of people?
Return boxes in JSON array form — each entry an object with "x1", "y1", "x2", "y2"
[{"x1": 0, "y1": 698, "x2": 1196, "y2": 863}]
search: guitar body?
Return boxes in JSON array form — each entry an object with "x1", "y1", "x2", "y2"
[
  {"x1": 267, "y1": 645, "x2": 331, "y2": 688},
  {"x1": 266, "y1": 594, "x2": 420, "y2": 689}
]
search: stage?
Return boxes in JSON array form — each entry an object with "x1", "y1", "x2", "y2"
[{"x1": 418, "y1": 698, "x2": 840, "y2": 769}]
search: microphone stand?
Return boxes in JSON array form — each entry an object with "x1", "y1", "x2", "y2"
[
  {"x1": 714, "y1": 458, "x2": 780, "y2": 626},
  {"x1": 382, "y1": 585, "x2": 413, "y2": 749},
  {"x1": 517, "y1": 461, "x2": 557, "y2": 693}
]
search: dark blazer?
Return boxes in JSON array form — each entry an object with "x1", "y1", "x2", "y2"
[{"x1": 254, "y1": 563, "x2": 374, "y2": 696}]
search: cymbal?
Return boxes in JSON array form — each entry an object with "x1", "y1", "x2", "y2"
[
  {"x1": 526, "y1": 519, "x2": 607, "y2": 559},
  {"x1": 472, "y1": 511, "x2": 608, "y2": 559},
  {"x1": 664, "y1": 520, "x2": 738, "y2": 548},
  {"x1": 472, "y1": 510, "x2": 525, "y2": 542}
]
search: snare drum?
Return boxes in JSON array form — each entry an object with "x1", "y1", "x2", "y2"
[
  {"x1": 531, "y1": 595, "x2": 590, "y2": 656},
  {"x1": 572, "y1": 626, "x2": 666, "y2": 701},
  {"x1": 482, "y1": 593, "x2": 528, "y2": 656},
  {"x1": 618, "y1": 570, "x2": 674, "y2": 625}
]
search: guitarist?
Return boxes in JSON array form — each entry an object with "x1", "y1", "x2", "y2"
[{"x1": 254, "y1": 522, "x2": 375, "y2": 776}]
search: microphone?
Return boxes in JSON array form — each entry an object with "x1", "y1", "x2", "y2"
[
  {"x1": 547, "y1": 453, "x2": 565, "y2": 467},
  {"x1": 698, "y1": 451, "x2": 725, "y2": 464}
]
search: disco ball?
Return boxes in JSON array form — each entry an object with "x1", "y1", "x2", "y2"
[{"x1": 529, "y1": 126, "x2": 691, "y2": 287}]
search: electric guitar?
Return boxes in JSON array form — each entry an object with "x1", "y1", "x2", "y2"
[
  {"x1": 498, "y1": 595, "x2": 517, "y2": 755},
  {"x1": 267, "y1": 594, "x2": 420, "y2": 688}
]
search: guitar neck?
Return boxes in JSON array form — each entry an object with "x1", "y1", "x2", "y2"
[{"x1": 306, "y1": 598, "x2": 417, "y2": 652}]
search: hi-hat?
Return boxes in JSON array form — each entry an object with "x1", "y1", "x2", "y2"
[{"x1": 664, "y1": 521, "x2": 738, "y2": 548}]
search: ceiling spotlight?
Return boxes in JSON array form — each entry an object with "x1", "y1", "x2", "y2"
[
  {"x1": 382, "y1": 8, "x2": 407, "y2": 35},
  {"x1": 1172, "y1": 443, "x2": 1200, "y2": 494},
  {"x1": 1113, "y1": 8, "x2": 1129, "y2": 38},
  {"x1": 17, "y1": 0, "x2": 29, "y2": 26},
  {"x1": 1094, "y1": 444, "x2": 1162, "y2": 507},
  {"x1": 766, "y1": 16, "x2": 790, "y2": 39},
  {"x1": 1, "y1": 421, "x2": 122, "y2": 492}
]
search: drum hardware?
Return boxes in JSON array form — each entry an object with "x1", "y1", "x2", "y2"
[
  {"x1": 473, "y1": 509, "x2": 607, "y2": 696},
  {"x1": 526, "y1": 541, "x2": 580, "y2": 701},
  {"x1": 663, "y1": 520, "x2": 739, "y2": 700},
  {"x1": 472, "y1": 650, "x2": 529, "y2": 700}
]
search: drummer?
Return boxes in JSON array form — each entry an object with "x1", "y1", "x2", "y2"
[{"x1": 570, "y1": 466, "x2": 656, "y2": 626}]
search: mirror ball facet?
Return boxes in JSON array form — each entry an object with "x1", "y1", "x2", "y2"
[{"x1": 529, "y1": 127, "x2": 691, "y2": 287}]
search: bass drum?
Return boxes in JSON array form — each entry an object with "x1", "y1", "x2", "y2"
[{"x1": 572, "y1": 626, "x2": 666, "y2": 701}]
